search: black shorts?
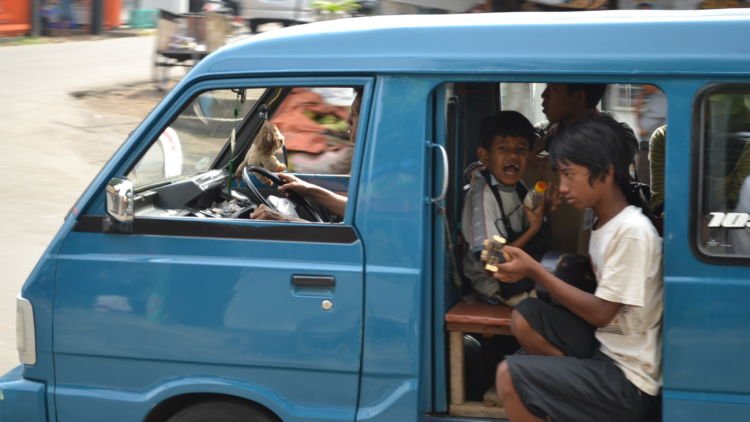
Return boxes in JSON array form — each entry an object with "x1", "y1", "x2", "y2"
[
  {"x1": 506, "y1": 298, "x2": 659, "y2": 422},
  {"x1": 514, "y1": 297, "x2": 596, "y2": 358}
]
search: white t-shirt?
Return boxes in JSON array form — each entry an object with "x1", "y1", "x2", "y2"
[{"x1": 589, "y1": 205, "x2": 663, "y2": 396}]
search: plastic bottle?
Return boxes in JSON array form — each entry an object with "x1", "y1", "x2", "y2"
[{"x1": 523, "y1": 181, "x2": 548, "y2": 210}]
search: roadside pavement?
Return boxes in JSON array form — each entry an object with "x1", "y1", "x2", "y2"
[
  {"x1": 0, "y1": 35, "x2": 165, "y2": 373},
  {"x1": 0, "y1": 26, "x2": 255, "y2": 372},
  {"x1": 0, "y1": 27, "x2": 156, "y2": 47}
]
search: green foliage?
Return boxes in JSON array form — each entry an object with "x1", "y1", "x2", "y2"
[{"x1": 311, "y1": 0, "x2": 361, "y2": 13}]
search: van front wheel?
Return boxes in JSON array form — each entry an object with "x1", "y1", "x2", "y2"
[{"x1": 167, "y1": 401, "x2": 277, "y2": 422}]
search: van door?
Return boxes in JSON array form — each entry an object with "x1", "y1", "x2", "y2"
[
  {"x1": 51, "y1": 82, "x2": 368, "y2": 422},
  {"x1": 665, "y1": 84, "x2": 750, "y2": 420}
]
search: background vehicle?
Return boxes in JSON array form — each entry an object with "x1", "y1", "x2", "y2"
[{"x1": 240, "y1": 0, "x2": 316, "y2": 33}]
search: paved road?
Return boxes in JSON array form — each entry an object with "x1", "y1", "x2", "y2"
[{"x1": 0, "y1": 35, "x2": 159, "y2": 373}]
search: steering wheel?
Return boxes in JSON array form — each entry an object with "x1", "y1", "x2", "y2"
[{"x1": 241, "y1": 166, "x2": 323, "y2": 222}]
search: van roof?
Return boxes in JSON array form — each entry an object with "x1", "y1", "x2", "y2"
[{"x1": 197, "y1": 9, "x2": 750, "y2": 77}]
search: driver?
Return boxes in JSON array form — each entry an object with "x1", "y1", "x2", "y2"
[{"x1": 249, "y1": 87, "x2": 362, "y2": 221}]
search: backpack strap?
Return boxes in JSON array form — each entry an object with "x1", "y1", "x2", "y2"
[
  {"x1": 482, "y1": 170, "x2": 525, "y2": 243},
  {"x1": 515, "y1": 182, "x2": 528, "y2": 204}
]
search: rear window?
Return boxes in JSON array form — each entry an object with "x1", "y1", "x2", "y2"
[{"x1": 697, "y1": 87, "x2": 750, "y2": 256}]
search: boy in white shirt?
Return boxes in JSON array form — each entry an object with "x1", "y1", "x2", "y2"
[{"x1": 493, "y1": 114, "x2": 663, "y2": 422}]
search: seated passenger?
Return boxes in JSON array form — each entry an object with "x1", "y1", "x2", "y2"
[
  {"x1": 530, "y1": 83, "x2": 641, "y2": 255},
  {"x1": 461, "y1": 111, "x2": 549, "y2": 307},
  {"x1": 494, "y1": 115, "x2": 662, "y2": 422}
]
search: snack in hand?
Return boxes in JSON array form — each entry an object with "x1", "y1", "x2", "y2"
[{"x1": 480, "y1": 235, "x2": 511, "y2": 272}]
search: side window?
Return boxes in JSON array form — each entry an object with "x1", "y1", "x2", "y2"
[
  {"x1": 129, "y1": 88, "x2": 264, "y2": 187},
  {"x1": 698, "y1": 88, "x2": 750, "y2": 256},
  {"x1": 126, "y1": 85, "x2": 361, "y2": 223}
]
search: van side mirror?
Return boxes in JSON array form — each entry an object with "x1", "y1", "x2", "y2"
[{"x1": 105, "y1": 177, "x2": 134, "y2": 233}]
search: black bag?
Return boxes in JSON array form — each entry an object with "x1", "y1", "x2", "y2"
[{"x1": 537, "y1": 251, "x2": 596, "y2": 302}]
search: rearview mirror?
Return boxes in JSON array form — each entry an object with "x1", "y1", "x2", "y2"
[{"x1": 105, "y1": 177, "x2": 134, "y2": 232}]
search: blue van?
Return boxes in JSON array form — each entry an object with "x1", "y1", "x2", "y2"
[{"x1": 3, "y1": 8, "x2": 750, "y2": 422}]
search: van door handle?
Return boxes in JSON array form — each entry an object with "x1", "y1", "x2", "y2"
[
  {"x1": 292, "y1": 275, "x2": 335, "y2": 288},
  {"x1": 429, "y1": 142, "x2": 449, "y2": 204}
]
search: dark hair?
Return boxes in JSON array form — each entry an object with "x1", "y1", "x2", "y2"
[
  {"x1": 565, "y1": 84, "x2": 607, "y2": 109},
  {"x1": 479, "y1": 110, "x2": 536, "y2": 150},
  {"x1": 549, "y1": 114, "x2": 646, "y2": 210}
]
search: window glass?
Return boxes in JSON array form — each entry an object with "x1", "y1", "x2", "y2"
[
  {"x1": 499, "y1": 83, "x2": 665, "y2": 140},
  {"x1": 699, "y1": 89, "x2": 750, "y2": 256},
  {"x1": 126, "y1": 85, "x2": 361, "y2": 223},
  {"x1": 272, "y1": 87, "x2": 357, "y2": 175},
  {"x1": 129, "y1": 88, "x2": 264, "y2": 188}
]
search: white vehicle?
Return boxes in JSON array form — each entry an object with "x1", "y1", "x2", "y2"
[{"x1": 240, "y1": 0, "x2": 316, "y2": 33}]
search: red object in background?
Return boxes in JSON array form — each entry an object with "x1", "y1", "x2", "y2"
[
  {"x1": 0, "y1": 0, "x2": 121, "y2": 37},
  {"x1": 0, "y1": 0, "x2": 31, "y2": 36},
  {"x1": 105, "y1": 0, "x2": 122, "y2": 29},
  {"x1": 271, "y1": 88, "x2": 350, "y2": 154}
]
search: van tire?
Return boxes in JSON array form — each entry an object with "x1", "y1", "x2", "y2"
[{"x1": 166, "y1": 400, "x2": 276, "y2": 422}]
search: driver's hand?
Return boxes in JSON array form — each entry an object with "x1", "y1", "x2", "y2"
[
  {"x1": 250, "y1": 204, "x2": 290, "y2": 221},
  {"x1": 277, "y1": 173, "x2": 317, "y2": 196},
  {"x1": 250, "y1": 204, "x2": 306, "y2": 222}
]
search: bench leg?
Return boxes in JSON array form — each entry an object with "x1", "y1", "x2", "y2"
[{"x1": 449, "y1": 330, "x2": 465, "y2": 406}]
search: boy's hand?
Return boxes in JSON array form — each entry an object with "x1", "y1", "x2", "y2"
[
  {"x1": 523, "y1": 196, "x2": 545, "y2": 232},
  {"x1": 492, "y1": 246, "x2": 541, "y2": 283},
  {"x1": 545, "y1": 182, "x2": 562, "y2": 214}
]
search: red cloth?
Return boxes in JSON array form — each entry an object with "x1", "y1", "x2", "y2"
[{"x1": 271, "y1": 88, "x2": 350, "y2": 154}]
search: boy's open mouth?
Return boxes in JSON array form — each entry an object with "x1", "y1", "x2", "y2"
[{"x1": 503, "y1": 163, "x2": 520, "y2": 175}]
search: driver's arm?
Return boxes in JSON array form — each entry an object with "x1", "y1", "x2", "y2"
[{"x1": 278, "y1": 173, "x2": 348, "y2": 217}]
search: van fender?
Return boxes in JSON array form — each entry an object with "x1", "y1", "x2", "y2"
[{"x1": 143, "y1": 376, "x2": 292, "y2": 421}]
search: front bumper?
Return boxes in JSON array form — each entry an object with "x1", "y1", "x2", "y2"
[{"x1": 0, "y1": 365, "x2": 47, "y2": 422}]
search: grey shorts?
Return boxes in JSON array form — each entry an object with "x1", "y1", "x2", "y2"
[
  {"x1": 506, "y1": 298, "x2": 660, "y2": 422},
  {"x1": 514, "y1": 297, "x2": 596, "y2": 358}
]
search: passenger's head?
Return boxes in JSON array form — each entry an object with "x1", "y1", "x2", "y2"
[
  {"x1": 550, "y1": 114, "x2": 638, "y2": 209},
  {"x1": 541, "y1": 83, "x2": 607, "y2": 125},
  {"x1": 477, "y1": 111, "x2": 535, "y2": 186},
  {"x1": 346, "y1": 87, "x2": 363, "y2": 142}
]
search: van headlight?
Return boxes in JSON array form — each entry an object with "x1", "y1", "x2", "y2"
[{"x1": 16, "y1": 296, "x2": 36, "y2": 365}]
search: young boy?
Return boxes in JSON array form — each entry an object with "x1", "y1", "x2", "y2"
[
  {"x1": 461, "y1": 111, "x2": 547, "y2": 306},
  {"x1": 494, "y1": 115, "x2": 662, "y2": 421}
]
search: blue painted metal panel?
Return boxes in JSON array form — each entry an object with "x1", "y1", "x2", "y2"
[
  {"x1": 664, "y1": 391, "x2": 750, "y2": 422},
  {"x1": 0, "y1": 366, "x2": 47, "y2": 422},
  {"x1": 664, "y1": 278, "x2": 750, "y2": 394},
  {"x1": 354, "y1": 77, "x2": 435, "y2": 421},
  {"x1": 661, "y1": 78, "x2": 750, "y2": 419},
  {"x1": 193, "y1": 11, "x2": 750, "y2": 78},
  {"x1": 53, "y1": 229, "x2": 363, "y2": 422}
]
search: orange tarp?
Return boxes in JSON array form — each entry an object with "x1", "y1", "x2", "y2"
[{"x1": 271, "y1": 88, "x2": 350, "y2": 154}]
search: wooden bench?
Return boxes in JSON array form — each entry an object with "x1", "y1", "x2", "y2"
[{"x1": 445, "y1": 295, "x2": 513, "y2": 419}]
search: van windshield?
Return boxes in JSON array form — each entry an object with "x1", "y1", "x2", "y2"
[{"x1": 128, "y1": 88, "x2": 265, "y2": 188}]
